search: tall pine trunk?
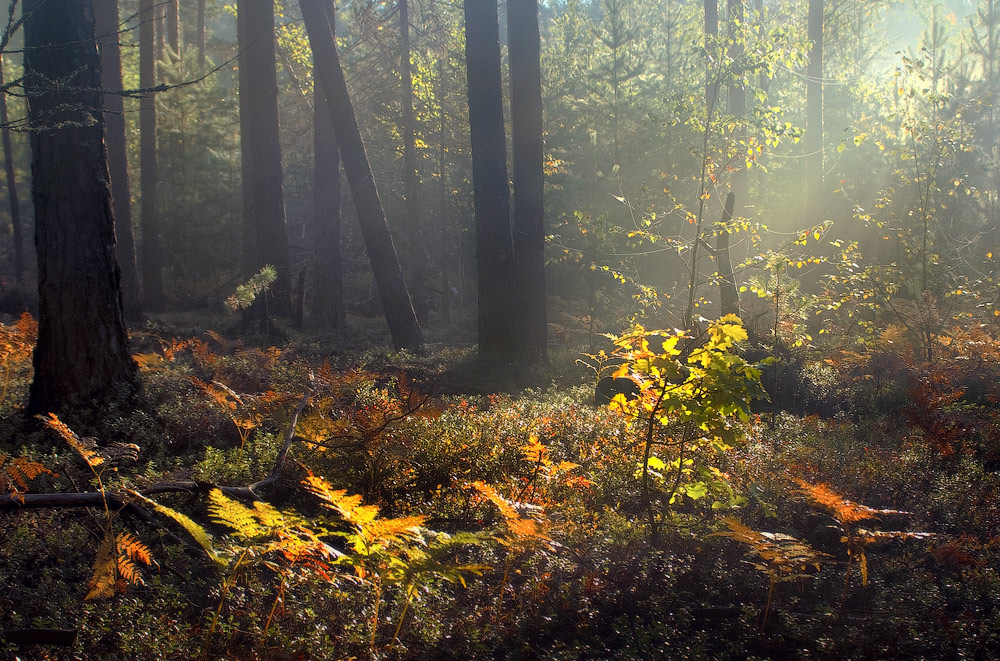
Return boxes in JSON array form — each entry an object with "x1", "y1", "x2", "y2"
[
  {"x1": 238, "y1": 0, "x2": 293, "y2": 321},
  {"x1": 140, "y1": 0, "x2": 165, "y2": 310},
  {"x1": 24, "y1": 0, "x2": 138, "y2": 415},
  {"x1": 197, "y1": 0, "x2": 206, "y2": 64},
  {"x1": 311, "y1": 0, "x2": 345, "y2": 328},
  {"x1": 508, "y1": 0, "x2": 547, "y2": 364},
  {"x1": 806, "y1": 0, "x2": 824, "y2": 224},
  {"x1": 465, "y1": 0, "x2": 517, "y2": 362},
  {"x1": 0, "y1": 55, "x2": 23, "y2": 285},
  {"x1": 299, "y1": 0, "x2": 423, "y2": 350},
  {"x1": 399, "y1": 0, "x2": 426, "y2": 320},
  {"x1": 96, "y1": 0, "x2": 143, "y2": 322},
  {"x1": 166, "y1": 0, "x2": 180, "y2": 54}
]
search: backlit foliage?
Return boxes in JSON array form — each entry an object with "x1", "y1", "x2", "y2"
[
  {"x1": 0, "y1": 311, "x2": 35, "y2": 409},
  {"x1": 86, "y1": 531, "x2": 155, "y2": 601},
  {"x1": 0, "y1": 454, "x2": 53, "y2": 497},
  {"x1": 605, "y1": 315, "x2": 766, "y2": 534}
]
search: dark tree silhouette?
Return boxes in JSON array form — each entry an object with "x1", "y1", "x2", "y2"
[
  {"x1": 140, "y1": 0, "x2": 165, "y2": 310},
  {"x1": 508, "y1": 0, "x2": 547, "y2": 364},
  {"x1": 311, "y1": 0, "x2": 345, "y2": 328},
  {"x1": 465, "y1": 0, "x2": 517, "y2": 361},
  {"x1": 23, "y1": 0, "x2": 138, "y2": 414},
  {"x1": 238, "y1": 0, "x2": 292, "y2": 320},
  {"x1": 96, "y1": 0, "x2": 142, "y2": 322},
  {"x1": 300, "y1": 0, "x2": 423, "y2": 350},
  {"x1": 0, "y1": 54, "x2": 23, "y2": 285}
]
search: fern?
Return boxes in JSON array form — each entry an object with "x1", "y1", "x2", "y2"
[
  {"x1": 128, "y1": 489, "x2": 224, "y2": 568},
  {"x1": 39, "y1": 413, "x2": 104, "y2": 468},
  {"x1": 0, "y1": 454, "x2": 54, "y2": 495},
  {"x1": 85, "y1": 531, "x2": 155, "y2": 601},
  {"x1": 711, "y1": 518, "x2": 830, "y2": 626},
  {"x1": 207, "y1": 488, "x2": 266, "y2": 541}
]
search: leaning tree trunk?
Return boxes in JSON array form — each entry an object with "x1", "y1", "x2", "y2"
[
  {"x1": 238, "y1": 0, "x2": 293, "y2": 321},
  {"x1": 399, "y1": 0, "x2": 426, "y2": 321},
  {"x1": 299, "y1": 0, "x2": 423, "y2": 350},
  {"x1": 310, "y1": 0, "x2": 345, "y2": 329},
  {"x1": 0, "y1": 55, "x2": 23, "y2": 285},
  {"x1": 806, "y1": 0, "x2": 824, "y2": 225},
  {"x1": 508, "y1": 0, "x2": 547, "y2": 364},
  {"x1": 23, "y1": 0, "x2": 138, "y2": 415},
  {"x1": 96, "y1": 0, "x2": 143, "y2": 322},
  {"x1": 140, "y1": 0, "x2": 165, "y2": 310},
  {"x1": 465, "y1": 0, "x2": 517, "y2": 362}
]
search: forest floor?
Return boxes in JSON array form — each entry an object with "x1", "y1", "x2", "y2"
[{"x1": 1, "y1": 310, "x2": 999, "y2": 660}]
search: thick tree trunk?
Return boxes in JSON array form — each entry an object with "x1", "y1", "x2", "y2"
[
  {"x1": 508, "y1": 0, "x2": 547, "y2": 364},
  {"x1": 717, "y1": 192, "x2": 739, "y2": 317},
  {"x1": 399, "y1": 0, "x2": 427, "y2": 321},
  {"x1": 167, "y1": 0, "x2": 180, "y2": 54},
  {"x1": 806, "y1": 0, "x2": 824, "y2": 224},
  {"x1": 96, "y1": 0, "x2": 143, "y2": 322},
  {"x1": 238, "y1": 0, "x2": 293, "y2": 321},
  {"x1": 0, "y1": 56, "x2": 23, "y2": 285},
  {"x1": 197, "y1": 0, "x2": 206, "y2": 64},
  {"x1": 311, "y1": 0, "x2": 345, "y2": 329},
  {"x1": 140, "y1": 0, "x2": 165, "y2": 310},
  {"x1": 299, "y1": 0, "x2": 423, "y2": 350},
  {"x1": 464, "y1": 0, "x2": 517, "y2": 361},
  {"x1": 23, "y1": 0, "x2": 138, "y2": 415}
]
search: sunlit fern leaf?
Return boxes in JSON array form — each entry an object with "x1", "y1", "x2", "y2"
[
  {"x1": 0, "y1": 455, "x2": 54, "y2": 493},
  {"x1": 710, "y1": 518, "x2": 830, "y2": 583},
  {"x1": 128, "y1": 489, "x2": 223, "y2": 569},
  {"x1": 85, "y1": 531, "x2": 117, "y2": 601},
  {"x1": 117, "y1": 532, "x2": 155, "y2": 568},
  {"x1": 355, "y1": 515, "x2": 427, "y2": 555},
  {"x1": 792, "y1": 478, "x2": 909, "y2": 524},
  {"x1": 470, "y1": 481, "x2": 553, "y2": 548},
  {"x1": 38, "y1": 413, "x2": 104, "y2": 468},
  {"x1": 207, "y1": 488, "x2": 265, "y2": 540},
  {"x1": 302, "y1": 472, "x2": 380, "y2": 525}
]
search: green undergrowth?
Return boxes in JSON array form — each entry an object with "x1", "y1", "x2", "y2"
[{"x1": 2, "y1": 315, "x2": 1000, "y2": 659}]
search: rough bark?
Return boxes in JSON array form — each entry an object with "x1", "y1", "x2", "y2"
[
  {"x1": 806, "y1": 0, "x2": 824, "y2": 224},
  {"x1": 399, "y1": 0, "x2": 427, "y2": 321},
  {"x1": 0, "y1": 55, "x2": 23, "y2": 285},
  {"x1": 96, "y1": 0, "x2": 143, "y2": 322},
  {"x1": 140, "y1": 0, "x2": 165, "y2": 310},
  {"x1": 238, "y1": 0, "x2": 293, "y2": 320},
  {"x1": 508, "y1": 0, "x2": 547, "y2": 364},
  {"x1": 311, "y1": 0, "x2": 345, "y2": 328},
  {"x1": 465, "y1": 0, "x2": 517, "y2": 361},
  {"x1": 299, "y1": 0, "x2": 424, "y2": 350},
  {"x1": 717, "y1": 192, "x2": 739, "y2": 317},
  {"x1": 23, "y1": 0, "x2": 138, "y2": 415}
]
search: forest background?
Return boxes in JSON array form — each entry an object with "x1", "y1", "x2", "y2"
[{"x1": 1, "y1": 0, "x2": 1000, "y2": 658}]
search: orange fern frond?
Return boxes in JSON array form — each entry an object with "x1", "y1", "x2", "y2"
[
  {"x1": 792, "y1": 478, "x2": 907, "y2": 524},
  {"x1": 39, "y1": 414, "x2": 104, "y2": 468}
]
